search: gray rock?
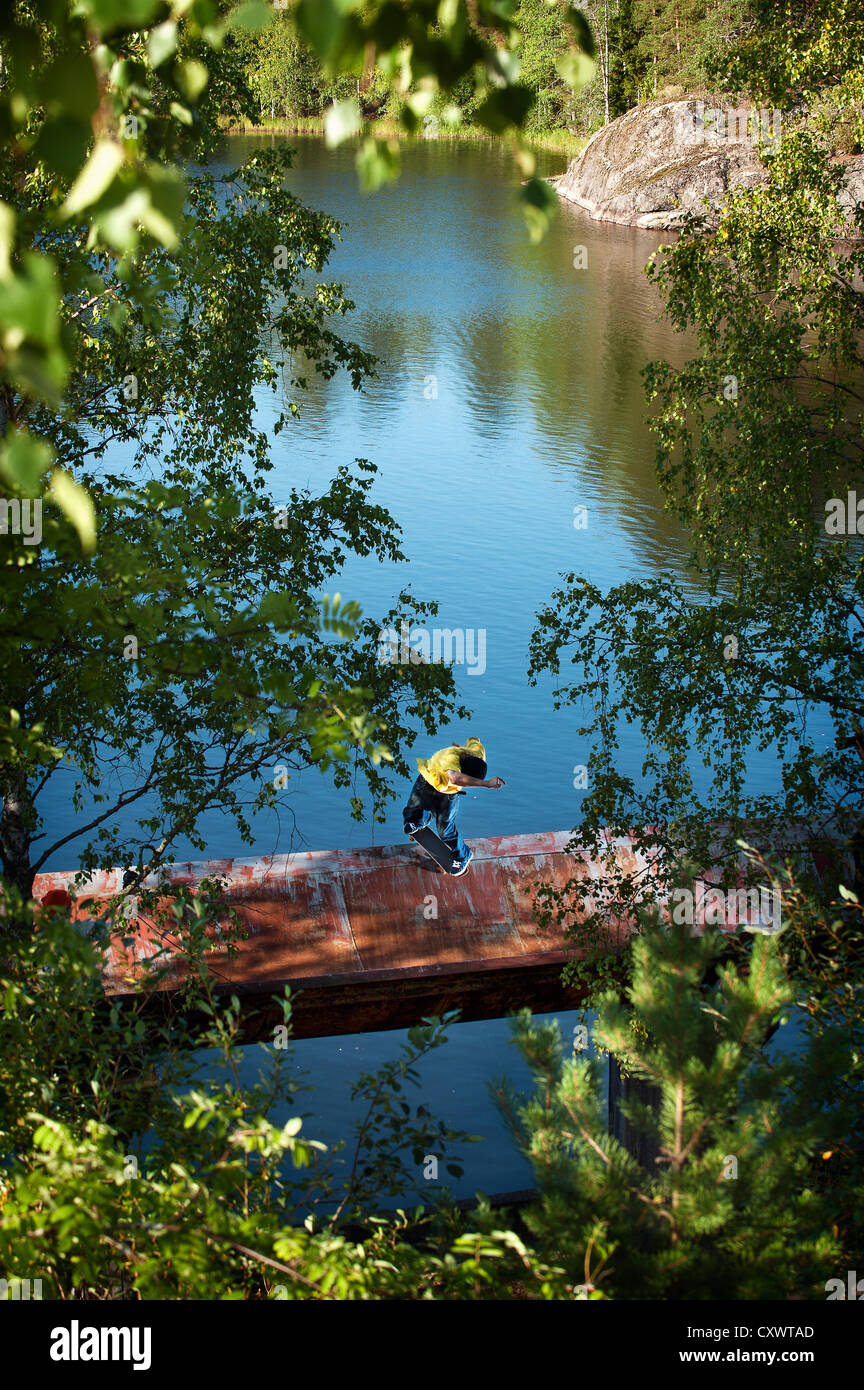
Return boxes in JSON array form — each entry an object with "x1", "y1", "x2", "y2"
[
  {"x1": 837, "y1": 153, "x2": 864, "y2": 235},
  {"x1": 555, "y1": 99, "x2": 863, "y2": 233}
]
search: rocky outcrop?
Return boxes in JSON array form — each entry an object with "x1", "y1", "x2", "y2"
[{"x1": 554, "y1": 98, "x2": 864, "y2": 233}]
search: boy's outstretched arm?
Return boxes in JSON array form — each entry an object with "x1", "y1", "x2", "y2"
[{"x1": 446, "y1": 772, "x2": 506, "y2": 789}]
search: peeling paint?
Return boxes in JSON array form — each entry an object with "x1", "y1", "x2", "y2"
[{"x1": 32, "y1": 827, "x2": 840, "y2": 1039}]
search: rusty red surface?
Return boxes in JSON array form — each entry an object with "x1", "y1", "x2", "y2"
[
  {"x1": 32, "y1": 826, "x2": 836, "y2": 1040},
  {"x1": 32, "y1": 831, "x2": 638, "y2": 1038}
]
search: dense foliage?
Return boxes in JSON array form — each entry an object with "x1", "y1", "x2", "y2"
[
  {"x1": 2, "y1": 869, "x2": 856, "y2": 1298},
  {"x1": 231, "y1": 1, "x2": 761, "y2": 139},
  {"x1": 1, "y1": 70, "x2": 466, "y2": 899},
  {"x1": 527, "y1": 0, "x2": 864, "y2": 1269},
  {"x1": 529, "y1": 0, "x2": 864, "y2": 963}
]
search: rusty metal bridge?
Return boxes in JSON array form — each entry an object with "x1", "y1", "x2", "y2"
[
  {"x1": 34, "y1": 831, "x2": 646, "y2": 1040},
  {"x1": 34, "y1": 824, "x2": 824, "y2": 1042}
]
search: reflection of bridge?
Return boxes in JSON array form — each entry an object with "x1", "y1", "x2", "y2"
[{"x1": 34, "y1": 831, "x2": 644, "y2": 1041}]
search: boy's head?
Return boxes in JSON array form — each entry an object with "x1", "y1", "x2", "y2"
[{"x1": 459, "y1": 750, "x2": 487, "y2": 780}]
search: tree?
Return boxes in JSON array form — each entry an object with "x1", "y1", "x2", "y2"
[
  {"x1": 568, "y1": 0, "x2": 652, "y2": 133},
  {"x1": 576, "y1": 0, "x2": 617, "y2": 124},
  {"x1": 494, "y1": 877, "x2": 850, "y2": 1298},
  {"x1": 633, "y1": 0, "x2": 711, "y2": 94},
  {"x1": 609, "y1": 0, "x2": 649, "y2": 117},
  {"x1": 526, "y1": 0, "x2": 864, "y2": 1268},
  {"x1": 0, "y1": 900, "x2": 526, "y2": 1300},
  {"x1": 528, "y1": 0, "x2": 864, "y2": 970},
  {"x1": 0, "y1": 0, "x2": 267, "y2": 531},
  {"x1": 0, "y1": 0, "x2": 598, "y2": 553},
  {"x1": 1, "y1": 3, "x2": 501, "y2": 904},
  {"x1": 513, "y1": 0, "x2": 573, "y2": 135},
  {"x1": 697, "y1": 0, "x2": 759, "y2": 88},
  {"x1": 1, "y1": 141, "x2": 471, "y2": 901},
  {"x1": 289, "y1": 0, "x2": 596, "y2": 234},
  {"x1": 237, "y1": 9, "x2": 324, "y2": 120}
]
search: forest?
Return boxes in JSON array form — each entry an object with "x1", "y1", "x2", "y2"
[{"x1": 232, "y1": 1, "x2": 762, "y2": 139}]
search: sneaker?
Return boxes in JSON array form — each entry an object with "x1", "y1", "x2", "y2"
[{"x1": 452, "y1": 850, "x2": 474, "y2": 876}]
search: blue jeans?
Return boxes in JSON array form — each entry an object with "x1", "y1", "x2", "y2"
[{"x1": 402, "y1": 776, "x2": 471, "y2": 868}]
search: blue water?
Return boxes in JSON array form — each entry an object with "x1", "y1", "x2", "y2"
[
  {"x1": 40, "y1": 135, "x2": 827, "y2": 1202},
  {"x1": 228, "y1": 1009, "x2": 608, "y2": 1210}
]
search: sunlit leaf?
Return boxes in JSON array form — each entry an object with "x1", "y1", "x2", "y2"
[
  {"x1": 324, "y1": 98, "x2": 362, "y2": 147},
  {"x1": 50, "y1": 469, "x2": 97, "y2": 553},
  {"x1": 61, "y1": 140, "x2": 125, "y2": 218},
  {"x1": 557, "y1": 50, "x2": 597, "y2": 92},
  {"x1": 148, "y1": 20, "x2": 179, "y2": 68},
  {"x1": 1, "y1": 431, "x2": 53, "y2": 492}
]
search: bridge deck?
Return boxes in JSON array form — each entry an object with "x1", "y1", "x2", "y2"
[{"x1": 34, "y1": 831, "x2": 642, "y2": 1039}]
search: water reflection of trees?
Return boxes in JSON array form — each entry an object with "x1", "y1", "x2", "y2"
[{"x1": 258, "y1": 133, "x2": 703, "y2": 581}]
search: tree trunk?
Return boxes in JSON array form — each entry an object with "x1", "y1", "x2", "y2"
[
  {"x1": 603, "y1": 0, "x2": 610, "y2": 125},
  {"x1": 1, "y1": 770, "x2": 35, "y2": 904}
]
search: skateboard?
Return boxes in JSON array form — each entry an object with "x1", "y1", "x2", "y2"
[{"x1": 408, "y1": 825, "x2": 467, "y2": 875}]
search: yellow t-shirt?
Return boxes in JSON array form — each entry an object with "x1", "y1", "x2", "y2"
[{"x1": 417, "y1": 739, "x2": 486, "y2": 795}]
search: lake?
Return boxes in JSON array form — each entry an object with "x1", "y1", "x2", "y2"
[
  {"x1": 191, "y1": 131, "x2": 705, "y2": 857},
  {"x1": 42, "y1": 133, "x2": 816, "y2": 1206}
]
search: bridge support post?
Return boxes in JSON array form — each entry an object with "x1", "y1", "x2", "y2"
[{"x1": 607, "y1": 1055, "x2": 661, "y2": 1171}]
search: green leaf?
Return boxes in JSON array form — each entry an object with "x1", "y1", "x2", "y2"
[
  {"x1": 95, "y1": 190, "x2": 151, "y2": 253},
  {"x1": 61, "y1": 140, "x2": 125, "y2": 218},
  {"x1": 1, "y1": 432, "x2": 53, "y2": 492},
  {"x1": 295, "y1": 0, "x2": 348, "y2": 59},
  {"x1": 0, "y1": 202, "x2": 13, "y2": 277},
  {"x1": 0, "y1": 252, "x2": 59, "y2": 346},
  {"x1": 325, "y1": 98, "x2": 362, "y2": 148},
  {"x1": 95, "y1": 164, "x2": 186, "y2": 251},
  {"x1": 565, "y1": 9, "x2": 597, "y2": 60},
  {"x1": 474, "y1": 85, "x2": 534, "y2": 134},
  {"x1": 228, "y1": 1, "x2": 274, "y2": 32},
  {"x1": 258, "y1": 589, "x2": 299, "y2": 622},
  {"x1": 139, "y1": 164, "x2": 187, "y2": 246},
  {"x1": 50, "y1": 469, "x2": 97, "y2": 553},
  {"x1": 77, "y1": 0, "x2": 164, "y2": 34},
  {"x1": 556, "y1": 50, "x2": 597, "y2": 92},
  {"x1": 519, "y1": 176, "x2": 558, "y2": 243},
  {"x1": 356, "y1": 137, "x2": 400, "y2": 192},
  {"x1": 40, "y1": 51, "x2": 100, "y2": 121},
  {"x1": 170, "y1": 102, "x2": 195, "y2": 126},
  {"x1": 176, "y1": 59, "x2": 209, "y2": 102},
  {"x1": 148, "y1": 21, "x2": 178, "y2": 68},
  {"x1": 32, "y1": 117, "x2": 93, "y2": 180},
  {"x1": 0, "y1": 252, "x2": 67, "y2": 400}
]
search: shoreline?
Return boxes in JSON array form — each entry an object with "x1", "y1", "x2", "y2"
[{"x1": 220, "y1": 117, "x2": 588, "y2": 159}]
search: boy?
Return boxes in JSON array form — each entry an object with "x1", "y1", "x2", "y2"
[{"x1": 402, "y1": 737, "x2": 505, "y2": 876}]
